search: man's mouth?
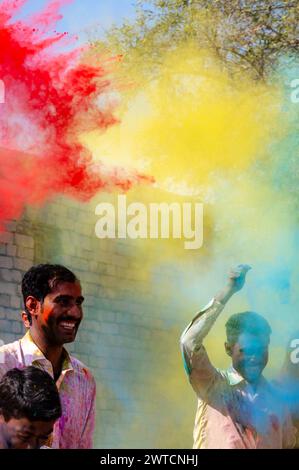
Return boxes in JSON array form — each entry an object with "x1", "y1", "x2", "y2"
[
  {"x1": 245, "y1": 364, "x2": 262, "y2": 372},
  {"x1": 58, "y1": 320, "x2": 78, "y2": 331}
]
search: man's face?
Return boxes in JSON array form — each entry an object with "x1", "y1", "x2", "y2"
[
  {"x1": 30, "y1": 281, "x2": 84, "y2": 346},
  {"x1": 225, "y1": 332, "x2": 269, "y2": 383},
  {"x1": 0, "y1": 415, "x2": 55, "y2": 449}
]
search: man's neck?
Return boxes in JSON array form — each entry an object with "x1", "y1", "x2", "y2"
[
  {"x1": 29, "y1": 329, "x2": 64, "y2": 380},
  {"x1": 246, "y1": 376, "x2": 265, "y2": 393}
]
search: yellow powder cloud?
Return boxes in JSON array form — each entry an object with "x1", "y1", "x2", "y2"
[{"x1": 82, "y1": 45, "x2": 283, "y2": 192}]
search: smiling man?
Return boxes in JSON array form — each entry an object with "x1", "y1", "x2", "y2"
[
  {"x1": 180, "y1": 265, "x2": 296, "y2": 449},
  {"x1": 0, "y1": 264, "x2": 96, "y2": 449}
]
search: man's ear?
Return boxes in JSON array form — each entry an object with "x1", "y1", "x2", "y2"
[
  {"x1": 225, "y1": 342, "x2": 233, "y2": 357},
  {"x1": 21, "y1": 311, "x2": 31, "y2": 328},
  {"x1": 23, "y1": 296, "x2": 40, "y2": 325}
]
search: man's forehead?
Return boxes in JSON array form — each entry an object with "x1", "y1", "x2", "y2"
[
  {"x1": 48, "y1": 280, "x2": 82, "y2": 296},
  {"x1": 30, "y1": 420, "x2": 54, "y2": 433},
  {"x1": 237, "y1": 332, "x2": 268, "y2": 347},
  {"x1": 10, "y1": 418, "x2": 34, "y2": 431},
  {"x1": 13, "y1": 419, "x2": 53, "y2": 435}
]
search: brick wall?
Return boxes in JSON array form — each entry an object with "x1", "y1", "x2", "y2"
[
  {"x1": 0, "y1": 194, "x2": 198, "y2": 448},
  {"x1": 0, "y1": 223, "x2": 34, "y2": 344}
]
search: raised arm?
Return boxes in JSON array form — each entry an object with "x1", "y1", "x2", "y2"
[{"x1": 180, "y1": 264, "x2": 251, "y2": 397}]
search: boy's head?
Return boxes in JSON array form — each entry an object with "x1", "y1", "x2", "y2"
[
  {"x1": 21, "y1": 264, "x2": 84, "y2": 346},
  {"x1": 225, "y1": 311, "x2": 272, "y2": 383},
  {"x1": 0, "y1": 367, "x2": 61, "y2": 449}
]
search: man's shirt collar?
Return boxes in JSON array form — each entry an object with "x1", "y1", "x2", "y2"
[{"x1": 20, "y1": 330, "x2": 73, "y2": 374}]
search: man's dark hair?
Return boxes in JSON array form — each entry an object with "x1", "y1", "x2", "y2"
[
  {"x1": 225, "y1": 311, "x2": 272, "y2": 345},
  {"x1": 0, "y1": 367, "x2": 62, "y2": 422},
  {"x1": 22, "y1": 264, "x2": 78, "y2": 322}
]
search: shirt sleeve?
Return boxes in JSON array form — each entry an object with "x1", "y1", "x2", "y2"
[
  {"x1": 180, "y1": 298, "x2": 225, "y2": 398},
  {"x1": 78, "y1": 377, "x2": 96, "y2": 449},
  {"x1": 282, "y1": 412, "x2": 297, "y2": 449}
]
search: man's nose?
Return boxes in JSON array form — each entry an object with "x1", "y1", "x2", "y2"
[
  {"x1": 248, "y1": 352, "x2": 260, "y2": 362},
  {"x1": 68, "y1": 302, "x2": 82, "y2": 318}
]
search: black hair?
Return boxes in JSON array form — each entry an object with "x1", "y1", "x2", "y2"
[
  {"x1": 225, "y1": 311, "x2": 272, "y2": 345},
  {"x1": 0, "y1": 367, "x2": 62, "y2": 422},
  {"x1": 22, "y1": 264, "x2": 78, "y2": 323}
]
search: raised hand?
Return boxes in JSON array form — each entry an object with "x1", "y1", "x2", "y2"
[{"x1": 215, "y1": 264, "x2": 251, "y2": 305}]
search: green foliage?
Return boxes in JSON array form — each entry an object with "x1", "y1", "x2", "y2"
[{"x1": 95, "y1": 0, "x2": 299, "y2": 81}]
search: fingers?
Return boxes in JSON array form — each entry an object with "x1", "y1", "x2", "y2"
[{"x1": 229, "y1": 264, "x2": 252, "y2": 278}]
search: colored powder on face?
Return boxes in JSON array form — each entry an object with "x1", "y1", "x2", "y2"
[{"x1": 0, "y1": 0, "x2": 153, "y2": 229}]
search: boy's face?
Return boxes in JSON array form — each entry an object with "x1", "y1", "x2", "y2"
[
  {"x1": 225, "y1": 332, "x2": 269, "y2": 383},
  {"x1": 0, "y1": 415, "x2": 55, "y2": 449}
]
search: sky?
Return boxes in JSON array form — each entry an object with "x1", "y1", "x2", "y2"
[{"x1": 12, "y1": 0, "x2": 137, "y2": 43}]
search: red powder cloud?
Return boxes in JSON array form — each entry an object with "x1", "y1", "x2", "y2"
[{"x1": 0, "y1": 0, "x2": 153, "y2": 229}]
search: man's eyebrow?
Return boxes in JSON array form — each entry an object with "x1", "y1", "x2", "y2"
[
  {"x1": 53, "y1": 295, "x2": 73, "y2": 302},
  {"x1": 53, "y1": 295, "x2": 85, "y2": 303}
]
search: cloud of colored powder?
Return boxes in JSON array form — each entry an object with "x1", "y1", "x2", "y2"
[
  {"x1": 0, "y1": 0, "x2": 153, "y2": 230},
  {"x1": 3, "y1": 1, "x2": 299, "y2": 446},
  {"x1": 78, "y1": 43, "x2": 299, "y2": 446},
  {"x1": 82, "y1": 46, "x2": 284, "y2": 191}
]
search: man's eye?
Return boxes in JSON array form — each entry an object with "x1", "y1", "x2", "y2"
[{"x1": 59, "y1": 299, "x2": 69, "y2": 307}]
